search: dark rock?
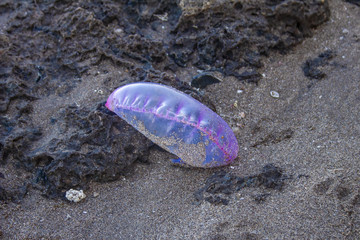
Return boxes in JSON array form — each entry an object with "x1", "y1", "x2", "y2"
[
  {"x1": 1, "y1": 126, "x2": 43, "y2": 167},
  {"x1": 345, "y1": 0, "x2": 360, "y2": 6},
  {"x1": 0, "y1": 181, "x2": 29, "y2": 203},
  {"x1": 257, "y1": 164, "x2": 285, "y2": 190},
  {"x1": 195, "y1": 164, "x2": 291, "y2": 205},
  {"x1": 191, "y1": 72, "x2": 222, "y2": 89},
  {"x1": 27, "y1": 103, "x2": 153, "y2": 197},
  {"x1": 171, "y1": 0, "x2": 330, "y2": 79},
  {"x1": 302, "y1": 50, "x2": 336, "y2": 80}
]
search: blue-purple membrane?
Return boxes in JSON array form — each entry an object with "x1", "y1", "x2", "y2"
[{"x1": 106, "y1": 83, "x2": 238, "y2": 168}]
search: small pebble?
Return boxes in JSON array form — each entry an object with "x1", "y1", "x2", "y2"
[
  {"x1": 114, "y1": 28, "x2": 123, "y2": 34},
  {"x1": 237, "y1": 89, "x2": 244, "y2": 94},
  {"x1": 233, "y1": 100, "x2": 238, "y2": 108},
  {"x1": 93, "y1": 192, "x2": 99, "y2": 198},
  {"x1": 232, "y1": 126, "x2": 240, "y2": 132},
  {"x1": 65, "y1": 189, "x2": 86, "y2": 203},
  {"x1": 270, "y1": 90, "x2": 280, "y2": 98}
]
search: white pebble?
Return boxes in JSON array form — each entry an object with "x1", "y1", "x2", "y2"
[
  {"x1": 65, "y1": 189, "x2": 86, "y2": 203},
  {"x1": 233, "y1": 100, "x2": 238, "y2": 108},
  {"x1": 270, "y1": 90, "x2": 280, "y2": 98},
  {"x1": 237, "y1": 89, "x2": 244, "y2": 94},
  {"x1": 232, "y1": 126, "x2": 240, "y2": 132},
  {"x1": 114, "y1": 28, "x2": 123, "y2": 34}
]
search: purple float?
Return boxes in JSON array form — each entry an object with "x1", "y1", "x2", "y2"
[{"x1": 106, "y1": 83, "x2": 238, "y2": 168}]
